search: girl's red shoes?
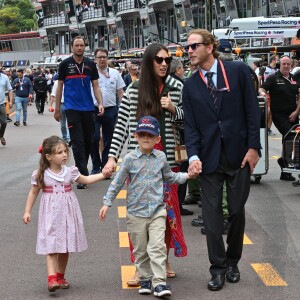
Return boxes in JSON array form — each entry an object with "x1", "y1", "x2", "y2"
[{"x1": 48, "y1": 275, "x2": 60, "y2": 292}]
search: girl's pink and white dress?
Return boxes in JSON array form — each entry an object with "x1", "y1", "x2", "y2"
[{"x1": 31, "y1": 166, "x2": 88, "y2": 255}]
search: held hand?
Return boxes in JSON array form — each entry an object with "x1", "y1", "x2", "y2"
[
  {"x1": 48, "y1": 106, "x2": 54, "y2": 112},
  {"x1": 28, "y1": 94, "x2": 33, "y2": 100},
  {"x1": 54, "y1": 110, "x2": 61, "y2": 122},
  {"x1": 98, "y1": 105, "x2": 105, "y2": 116},
  {"x1": 241, "y1": 149, "x2": 260, "y2": 174},
  {"x1": 23, "y1": 212, "x2": 31, "y2": 224},
  {"x1": 99, "y1": 205, "x2": 108, "y2": 221},
  {"x1": 102, "y1": 158, "x2": 117, "y2": 177},
  {"x1": 188, "y1": 160, "x2": 202, "y2": 177}
]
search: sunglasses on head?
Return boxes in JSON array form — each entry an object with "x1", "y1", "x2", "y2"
[
  {"x1": 154, "y1": 56, "x2": 173, "y2": 65},
  {"x1": 280, "y1": 54, "x2": 290, "y2": 59},
  {"x1": 184, "y1": 42, "x2": 207, "y2": 52}
]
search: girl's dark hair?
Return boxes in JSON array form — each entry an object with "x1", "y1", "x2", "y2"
[
  {"x1": 36, "y1": 136, "x2": 69, "y2": 189},
  {"x1": 136, "y1": 43, "x2": 170, "y2": 120}
]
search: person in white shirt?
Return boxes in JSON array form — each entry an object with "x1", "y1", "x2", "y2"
[
  {"x1": 49, "y1": 80, "x2": 70, "y2": 144},
  {"x1": 90, "y1": 48, "x2": 125, "y2": 174}
]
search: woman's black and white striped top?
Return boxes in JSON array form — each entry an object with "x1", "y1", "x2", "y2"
[{"x1": 108, "y1": 75, "x2": 184, "y2": 167}]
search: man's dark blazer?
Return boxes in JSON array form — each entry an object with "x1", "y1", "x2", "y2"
[
  {"x1": 183, "y1": 60, "x2": 261, "y2": 174},
  {"x1": 123, "y1": 73, "x2": 132, "y2": 90}
]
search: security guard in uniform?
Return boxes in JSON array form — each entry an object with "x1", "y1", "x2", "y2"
[{"x1": 259, "y1": 55, "x2": 300, "y2": 181}]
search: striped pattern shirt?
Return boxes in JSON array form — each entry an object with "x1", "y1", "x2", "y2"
[{"x1": 108, "y1": 75, "x2": 184, "y2": 167}]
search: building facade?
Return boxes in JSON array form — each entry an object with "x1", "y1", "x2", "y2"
[{"x1": 35, "y1": 0, "x2": 300, "y2": 56}]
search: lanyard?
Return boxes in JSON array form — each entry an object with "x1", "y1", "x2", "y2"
[
  {"x1": 199, "y1": 60, "x2": 230, "y2": 92},
  {"x1": 101, "y1": 67, "x2": 110, "y2": 78},
  {"x1": 75, "y1": 62, "x2": 85, "y2": 86},
  {"x1": 282, "y1": 74, "x2": 296, "y2": 84}
]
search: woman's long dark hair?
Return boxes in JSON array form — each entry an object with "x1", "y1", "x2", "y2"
[{"x1": 136, "y1": 43, "x2": 171, "y2": 121}]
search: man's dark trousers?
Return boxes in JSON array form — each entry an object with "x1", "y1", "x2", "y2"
[
  {"x1": 35, "y1": 91, "x2": 47, "y2": 113},
  {"x1": 201, "y1": 147, "x2": 251, "y2": 276},
  {"x1": 66, "y1": 109, "x2": 95, "y2": 176},
  {"x1": 91, "y1": 105, "x2": 118, "y2": 170}
]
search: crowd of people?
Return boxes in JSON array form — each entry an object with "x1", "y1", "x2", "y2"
[{"x1": 0, "y1": 30, "x2": 299, "y2": 297}]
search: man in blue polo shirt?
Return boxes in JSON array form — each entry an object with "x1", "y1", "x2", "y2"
[{"x1": 54, "y1": 36, "x2": 104, "y2": 189}]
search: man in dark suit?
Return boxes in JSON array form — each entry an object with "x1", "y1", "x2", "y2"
[
  {"x1": 123, "y1": 64, "x2": 138, "y2": 90},
  {"x1": 183, "y1": 29, "x2": 261, "y2": 291}
]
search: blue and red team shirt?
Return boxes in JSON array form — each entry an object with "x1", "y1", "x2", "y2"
[{"x1": 57, "y1": 56, "x2": 99, "y2": 111}]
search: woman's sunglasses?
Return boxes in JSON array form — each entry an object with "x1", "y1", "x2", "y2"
[{"x1": 154, "y1": 56, "x2": 173, "y2": 65}]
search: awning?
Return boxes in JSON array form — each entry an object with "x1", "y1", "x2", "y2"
[
  {"x1": 16, "y1": 60, "x2": 29, "y2": 66},
  {"x1": 2, "y1": 61, "x2": 15, "y2": 67}
]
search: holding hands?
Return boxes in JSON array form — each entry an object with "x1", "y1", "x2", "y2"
[
  {"x1": 188, "y1": 160, "x2": 202, "y2": 178},
  {"x1": 102, "y1": 157, "x2": 117, "y2": 178}
]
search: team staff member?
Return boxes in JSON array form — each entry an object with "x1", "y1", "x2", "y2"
[
  {"x1": 259, "y1": 55, "x2": 300, "y2": 181},
  {"x1": 90, "y1": 47, "x2": 125, "y2": 175},
  {"x1": 183, "y1": 29, "x2": 260, "y2": 291},
  {"x1": 54, "y1": 36, "x2": 104, "y2": 189},
  {"x1": 33, "y1": 70, "x2": 48, "y2": 114}
]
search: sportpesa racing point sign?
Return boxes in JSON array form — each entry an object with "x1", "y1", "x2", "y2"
[{"x1": 257, "y1": 18, "x2": 300, "y2": 28}]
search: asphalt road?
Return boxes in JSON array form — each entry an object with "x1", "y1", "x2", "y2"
[{"x1": 0, "y1": 105, "x2": 300, "y2": 300}]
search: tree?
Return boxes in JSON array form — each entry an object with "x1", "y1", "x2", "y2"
[{"x1": 0, "y1": 0, "x2": 37, "y2": 34}]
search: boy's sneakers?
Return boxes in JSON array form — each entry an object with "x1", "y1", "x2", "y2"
[
  {"x1": 154, "y1": 284, "x2": 172, "y2": 297},
  {"x1": 139, "y1": 280, "x2": 152, "y2": 294}
]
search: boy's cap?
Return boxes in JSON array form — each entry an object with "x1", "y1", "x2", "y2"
[
  {"x1": 135, "y1": 116, "x2": 160, "y2": 136},
  {"x1": 217, "y1": 39, "x2": 232, "y2": 53}
]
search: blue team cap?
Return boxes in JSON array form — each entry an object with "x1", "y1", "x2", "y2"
[
  {"x1": 217, "y1": 39, "x2": 232, "y2": 53},
  {"x1": 135, "y1": 116, "x2": 160, "y2": 136}
]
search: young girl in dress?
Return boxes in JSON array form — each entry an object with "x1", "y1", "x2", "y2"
[{"x1": 23, "y1": 135, "x2": 105, "y2": 293}]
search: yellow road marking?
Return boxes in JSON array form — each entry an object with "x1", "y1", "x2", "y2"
[
  {"x1": 119, "y1": 232, "x2": 129, "y2": 247},
  {"x1": 118, "y1": 158, "x2": 122, "y2": 163},
  {"x1": 121, "y1": 266, "x2": 140, "y2": 289},
  {"x1": 270, "y1": 155, "x2": 280, "y2": 159},
  {"x1": 118, "y1": 206, "x2": 127, "y2": 218},
  {"x1": 243, "y1": 234, "x2": 253, "y2": 245},
  {"x1": 117, "y1": 190, "x2": 127, "y2": 199},
  {"x1": 116, "y1": 166, "x2": 120, "y2": 171},
  {"x1": 251, "y1": 263, "x2": 288, "y2": 286}
]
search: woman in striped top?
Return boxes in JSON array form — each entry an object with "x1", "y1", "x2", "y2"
[{"x1": 103, "y1": 43, "x2": 187, "y2": 285}]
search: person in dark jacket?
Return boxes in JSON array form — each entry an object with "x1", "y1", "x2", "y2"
[
  {"x1": 33, "y1": 70, "x2": 48, "y2": 114},
  {"x1": 12, "y1": 69, "x2": 33, "y2": 126},
  {"x1": 123, "y1": 64, "x2": 138, "y2": 90}
]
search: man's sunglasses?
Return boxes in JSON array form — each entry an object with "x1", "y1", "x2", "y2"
[
  {"x1": 154, "y1": 56, "x2": 173, "y2": 65},
  {"x1": 184, "y1": 42, "x2": 207, "y2": 52}
]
